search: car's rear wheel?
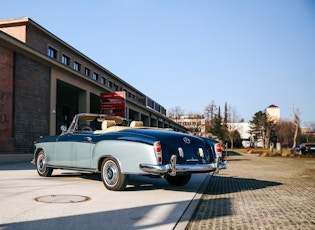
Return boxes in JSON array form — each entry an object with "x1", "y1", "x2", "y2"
[
  {"x1": 101, "y1": 158, "x2": 128, "y2": 191},
  {"x1": 36, "y1": 150, "x2": 53, "y2": 177},
  {"x1": 166, "y1": 174, "x2": 191, "y2": 186}
]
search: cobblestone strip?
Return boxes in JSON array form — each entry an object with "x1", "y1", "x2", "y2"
[{"x1": 186, "y1": 153, "x2": 315, "y2": 230}]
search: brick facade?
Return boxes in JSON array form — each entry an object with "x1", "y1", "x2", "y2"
[
  {"x1": 0, "y1": 46, "x2": 14, "y2": 152},
  {"x1": 13, "y1": 54, "x2": 50, "y2": 153}
]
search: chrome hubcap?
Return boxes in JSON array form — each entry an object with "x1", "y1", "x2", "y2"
[
  {"x1": 103, "y1": 160, "x2": 118, "y2": 187},
  {"x1": 37, "y1": 154, "x2": 46, "y2": 173}
]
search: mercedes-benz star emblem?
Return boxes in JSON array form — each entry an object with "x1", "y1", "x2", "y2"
[{"x1": 183, "y1": 137, "x2": 191, "y2": 144}]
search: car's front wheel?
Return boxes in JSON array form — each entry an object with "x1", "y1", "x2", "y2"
[
  {"x1": 101, "y1": 158, "x2": 128, "y2": 191},
  {"x1": 36, "y1": 150, "x2": 53, "y2": 177},
  {"x1": 166, "y1": 174, "x2": 191, "y2": 186}
]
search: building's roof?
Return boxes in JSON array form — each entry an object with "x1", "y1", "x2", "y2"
[
  {"x1": 267, "y1": 104, "x2": 279, "y2": 108},
  {"x1": 0, "y1": 17, "x2": 146, "y2": 100}
]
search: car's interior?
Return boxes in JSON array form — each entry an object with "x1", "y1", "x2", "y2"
[
  {"x1": 68, "y1": 114, "x2": 171, "y2": 134},
  {"x1": 93, "y1": 120, "x2": 144, "y2": 134}
]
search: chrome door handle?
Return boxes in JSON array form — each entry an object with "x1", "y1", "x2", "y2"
[{"x1": 85, "y1": 137, "x2": 92, "y2": 142}]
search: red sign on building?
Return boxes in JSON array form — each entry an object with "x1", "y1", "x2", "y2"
[{"x1": 100, "y1": 91, "x2": 126, "y2": 117}]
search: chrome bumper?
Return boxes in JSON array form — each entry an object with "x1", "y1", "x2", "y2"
[
  {"x1": 139, "y1": 155, "x2": 216, "y2": 176},
  {"x1": 219, "y1": 160, "x2": 227, "y2": 169}
]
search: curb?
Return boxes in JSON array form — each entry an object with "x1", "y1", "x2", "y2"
[{"x1": 174, "y1": 173, "x2": 212, "y2": 230}]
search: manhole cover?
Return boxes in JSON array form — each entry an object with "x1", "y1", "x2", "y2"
[{"x1": 34, "y1": 194, "x2": 91, "y2": 203}]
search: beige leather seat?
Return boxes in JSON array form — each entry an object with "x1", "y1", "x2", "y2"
[
  {"x1": 94, "y1": 120, "x2": 116, "y2": 134},
  {"x1": 130, "y1": 121, "x2": 144, "y2": 128}
]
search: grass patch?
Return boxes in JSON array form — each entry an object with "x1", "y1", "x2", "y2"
[{"x1": 233, "y1": 148, "x2": 297, "y2": 157}]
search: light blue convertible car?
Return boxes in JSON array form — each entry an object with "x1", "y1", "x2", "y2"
[{"x1": 33, "y1": 113, "x2": 218, "y2": 191}]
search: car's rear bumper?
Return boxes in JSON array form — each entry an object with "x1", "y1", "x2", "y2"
[
  {"x1": 219, "y1": 160, "x2": 227, "y2": 169},
  {"x1": 140, "y1": 155, "x2": 216, "y2": 176}
]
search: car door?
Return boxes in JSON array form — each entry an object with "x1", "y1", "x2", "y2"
[{"x1": 54, "y1": 132, "x2": 93, "y2": 168}]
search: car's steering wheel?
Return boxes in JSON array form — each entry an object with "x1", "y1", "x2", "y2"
[{"x1": 78, "y1": 125, "x2": 93, "y2": 131}]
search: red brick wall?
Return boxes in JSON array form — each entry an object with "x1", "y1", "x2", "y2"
[
  {"x1": 26, "y1": 23, "x2": 51, "y2": 55},
  {"x1": 0, "y1": 46, "x2": 14, "y2": 153},
  {"x1": 13, "y1": 54, "x2": 51, "y2": 153}
]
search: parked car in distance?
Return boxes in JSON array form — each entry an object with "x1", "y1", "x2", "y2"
[
  {"x1": 291, "y1": 143, "x2": 315, "y2": 155},
  {"x1": 33, "y1": 113, "x2": 219, "y2": 191}
]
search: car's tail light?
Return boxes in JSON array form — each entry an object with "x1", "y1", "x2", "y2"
[
  {"x1": 215, "y1": 143, "x2": 222, "y2": 160},
  {"x1": 215, "y1": 143, "x2": 222, "y2": 154},
  {"x1": 154, "y1": 141, "x2": 162, "y2": 164}
]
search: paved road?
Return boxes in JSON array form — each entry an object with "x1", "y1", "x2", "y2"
[
  {"x1": 0, "y1": 162, "x2": 209, "y2": 230},
  {"x1": 187, "y1": 152, "x2": 315, "y2": 230},
  {"x1": 1, "y1": 153, "x2": 314, "y2": 230}
]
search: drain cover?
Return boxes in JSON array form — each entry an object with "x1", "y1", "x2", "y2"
[{"x1": 34, "y1": 194, "x2": 90, "y2": 203}]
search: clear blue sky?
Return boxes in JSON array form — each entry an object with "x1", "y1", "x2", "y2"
[{"x1": 1, "y1": 0, "x2": 314, "y2": 125}]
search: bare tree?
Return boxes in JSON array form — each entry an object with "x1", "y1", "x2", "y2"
[
  {"x1": 168, "y1": 106, "x2": 184, "y2": 122},
  {"x1": 307, "y1": 122, "x2": 315, "y2": 142},
  {"x1": 185, "y1": 112, "x2": 204, "y2": 136},
  {"x1": 226, "y1": 105, "x2": 240, "y2": 149},
  {"x1": 204, "y1": 101, "x2": 217, "y2": 134},
  {"x1": 204, "y1": 100, "x2": 216, "y2": 121},
  {"x1": 292, "y1": 105, "x2": 301, "y2": 148},
  {"x1": 275, "y1": 120, "x2": 295, "y2": 147}
]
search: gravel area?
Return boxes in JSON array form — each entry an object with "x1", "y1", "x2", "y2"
[{"x1": 187, "y1": 152, "x2": 315, "y2": 230}]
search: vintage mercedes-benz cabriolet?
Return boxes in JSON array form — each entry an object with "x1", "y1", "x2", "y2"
[{"x1": 33, "y1": 113, "x2": 218, "y2": 191}]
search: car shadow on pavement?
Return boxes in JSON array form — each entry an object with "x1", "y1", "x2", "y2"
[
  {"x1": 125, "y1": 175, "x2": 204, "y2": 193},
  {"x1": 126, "y1": 175, "x2": 169, "y2": 191},
  {"x1": 55, "y1": 172, "x2": 176, "y2": 191},
  {"x1": 224, "y1": 151, "x2": 242, "y2": 156},
  {"x1": 79, "y1": 173, "x2": 102, "y2": 181},
  {"x1": 51, "y1": 172, "x2": 103, "y2": 182},
  {"x1": 206, "y1": 174, "x2": 282, "y2": 195},
  {"x1": 52, "y1": 172, "x2": 209, "y2": 193},
  {"x1": 190, "y1": 197, "x2": 233, "y2": 220},
  {"x1": 189, "y1": 175, "x2": 283, "y2": 222}
]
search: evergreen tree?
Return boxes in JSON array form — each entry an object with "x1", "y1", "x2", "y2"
[
  {"x1": 224, "y1": 102, "x2": 228, "y2": 124},
  {"x1": 249, "y1": 111, "x2": 266, "y2": 147},
  {"x1": 250, "y1": 110, "x2": 277, "y2": 148}
]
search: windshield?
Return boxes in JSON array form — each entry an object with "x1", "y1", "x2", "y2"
[{"x1": 65, "y1": 113, "x2": 129, "y2": 133}]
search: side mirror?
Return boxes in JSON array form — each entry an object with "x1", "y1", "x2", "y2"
[{"x1": 60, "y1": 125, "x2": 67, "y2": 133}]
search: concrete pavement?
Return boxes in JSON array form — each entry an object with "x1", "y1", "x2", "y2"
[
  {"x1": 0, "y1": 155, "x2": 210, "y2": 230},
  {"x1": 3, "y1": 152, "x2": 314, "y2": 229}
]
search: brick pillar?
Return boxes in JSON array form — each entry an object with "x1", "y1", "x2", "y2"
[{"x1": 79, "y1": 90, "x2": 90, "y2": 113}]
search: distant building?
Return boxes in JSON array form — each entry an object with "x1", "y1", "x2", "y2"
[
  {"x1": 171, "y1": 105, "x2": 282, "y2": 148},
  {"x1": 266, "y1": 104, "x2": 280, "y2": 123},
  {"x1": 171, "y1": 115, "x2": 206, "y2": 136},
  {"x1": 227, "y1": 122, "x2": 263, "y2": 148}
]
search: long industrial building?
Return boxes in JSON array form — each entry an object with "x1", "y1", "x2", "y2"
[{"x1": 0, "y1": 17, "x2": 186, "y2": 154}]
